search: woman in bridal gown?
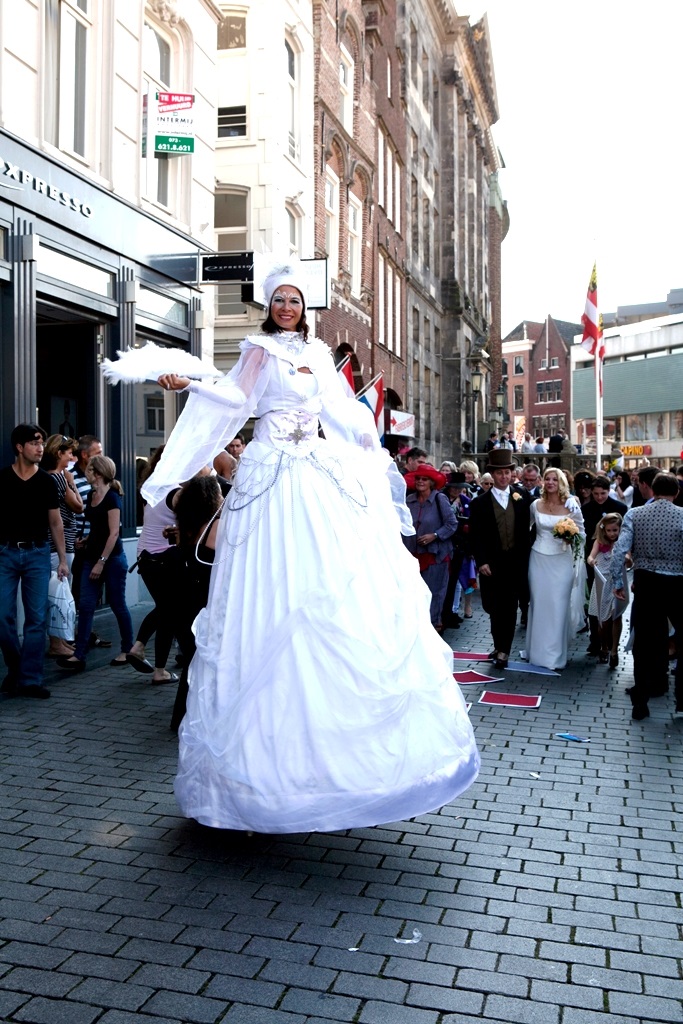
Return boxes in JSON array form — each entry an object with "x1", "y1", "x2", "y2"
[
  {"x1": 526, "y1": 468, "x2": 586, "y2": 671},
  {"x1": 138, "y1": 262, "x2": 479, "y2": 834}
]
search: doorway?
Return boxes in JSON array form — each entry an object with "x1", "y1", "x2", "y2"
[{"x1": 36, "y1": 301, "x2": 102, "y2": 439}]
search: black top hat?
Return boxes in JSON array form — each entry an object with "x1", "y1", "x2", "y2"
[
  {"x1": 445, "y1": 472, "x2": 467, "y2": 487},
  {"x1": 485, "y1": 449, "x2": 516, "y2": 472}
]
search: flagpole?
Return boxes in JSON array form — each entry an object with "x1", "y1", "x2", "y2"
[{"x1": 595, "y1": 346, "x2": 603, "y2": 473}]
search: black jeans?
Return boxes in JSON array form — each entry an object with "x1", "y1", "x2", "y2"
[
  {"x1": 137, "y1": 549, "x2": 184, "y2": 670},
  {"x1": 631, "y1": 569, "x2": 683, "y2": 707}
]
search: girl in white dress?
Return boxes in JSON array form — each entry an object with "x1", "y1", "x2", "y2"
[
  {"x1": 527, "y1": 468, "x2": 586, "y2": 671},
  {"x1": 587, "y1": 513, "x2": 626, "y2": 668},
  {"x1": 131, "y1": 262, "x2": 479, "y2": 834}
]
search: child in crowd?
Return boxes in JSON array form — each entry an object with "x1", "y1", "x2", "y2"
[{"x1": 587, "y1": 512, "x2": 626, "y2": 668}]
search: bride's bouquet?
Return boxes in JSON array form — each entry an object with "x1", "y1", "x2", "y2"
[{"x1": 553, "y1": 517, "x2": 583, "y2": 561}]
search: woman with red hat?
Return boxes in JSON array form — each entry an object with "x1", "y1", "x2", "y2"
[{"x1": 402, "y1": 464, "x2": 457, "y2": 632}]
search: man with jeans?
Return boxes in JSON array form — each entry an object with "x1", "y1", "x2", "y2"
[{"x1": 0, "y1": 424, "x2": 68, "y2": 698}]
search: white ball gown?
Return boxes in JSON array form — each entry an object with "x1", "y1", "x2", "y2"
[
  {"x1": 526, "y1": 498, "x2": 586, "y2": 670},
  {"x1": 141, "y1": 332, "x2": 479, "y2": 834}
]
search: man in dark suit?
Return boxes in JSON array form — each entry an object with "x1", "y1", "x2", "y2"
[{"x1": 469, "y1": 450, "x2": 531, "y2": 668}]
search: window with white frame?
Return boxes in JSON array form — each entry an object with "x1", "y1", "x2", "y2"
[
  {"x1": 215, "y1": 191, "x2": 248, "y2": 317},
  {"x1": 386, "y1": 145, "x2": 393, "y2": 222},
  {"x1": 44, "y1": 0, "x2": 92, "y2": 159},
  {"x1": 387, "y1": 262, "x2": 394, "y2": 354},
  {"x1": 145, "y1": 393, "x2": 165, "y2": 433},
  {"x1": 339, "y1": 44, "x2": 354, "y2": 134},
  {"x1": 217, "y1": 11, "x2": 246, "y2": 49},
  {"x1": 377, "y1": 128, "x2": 385, "y2": 209},
  {"x1": 348, "y1": 194, "x2": 362, "y2": 297},
  {"x1": 285, "y1": 40, "x2": 299, "y2": 160},
  {"x1": 394, "y1": 273, "x2": 401, "y2": 358},
  {"x1": 394, "y1": 159, "x2": 401, "y2": 233},
  {"x1": 141, "y1": 22, "x2": 175, "y2": 208},
  {"x1": 378, "y1": 252, "x2": 386, "y2": 347},
  {"x1": 287, "y1": 207, "x2": 300, "y2": 258},
  {"x1": 325, "y1": 168, "x2": 339, "y2": 279}
]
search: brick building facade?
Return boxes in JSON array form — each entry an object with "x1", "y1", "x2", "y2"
[
  {"x1": 312, "y1": 0, "x2": 376, "y2": 388},
  {"x1": 402, "y1": 11, "x2": 502, "y2": 463},
  {"x1": 502, "y1": 316, "x2": 581, "y2": 446}
]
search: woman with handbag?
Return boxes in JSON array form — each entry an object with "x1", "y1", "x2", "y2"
[
  {"x1": 402, "y1": 464, "x2": 457, "y2": 632},
  {"x1": 56, "y1": 456, "x2": 134, "y2": 672},
  {"x1": 41, "y1": 434, "x2": 83, "y2": 657}
]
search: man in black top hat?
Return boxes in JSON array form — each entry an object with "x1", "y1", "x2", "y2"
[
  {"x1": 0, "y1": 424, "x2": 68, "y2": 699},
  {"x1": 468, "y1": 450, "x2": 531, "y2": 668}
]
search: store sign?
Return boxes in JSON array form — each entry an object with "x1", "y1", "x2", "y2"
[
  {"x1": 0, "y1": 157, "x2": 93, "y2": 217},
  {"x1": 387, "y1": 409, "x2": 415, "y2": 436},
  {"x1": 621, "y1": 444, "x2": 652, "y2": 457},
  {"x1": 154, "y1": 92, "x2": 195, "y2": 154},
  {"x1": 201, "y1": 252, "x2": 253, "y2": 282},
  {"x1": 201, "y1": 252, "x2": 330, "y2": 309}
]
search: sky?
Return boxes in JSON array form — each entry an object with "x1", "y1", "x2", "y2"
[{"x1": 462, "y1": 1, "x2": 683, "y2": 337}]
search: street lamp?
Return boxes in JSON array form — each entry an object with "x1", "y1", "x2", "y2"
[
  {"x1": 495, "y1": 383, "x2": 505, "y2": 413},
  {"x1": 471, "y1": 365, "x2": 482, "y2": 454}
]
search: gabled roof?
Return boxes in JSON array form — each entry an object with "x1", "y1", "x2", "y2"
[{"x1": 504, "y1": 317, "x2": 581, "y2": 348}]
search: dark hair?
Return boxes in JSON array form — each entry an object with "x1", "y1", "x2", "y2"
[
  {"x1": 574, "y1": 470, "x2": 595, "y2": 490},
  {"x1": 174, "y1": 475, "x2": 223, "y2": 545},
  {"x1": 638, "y1": 466, "x2": 658, "y2": 488},
  {"x1": 77, "y1": 434, "x2": 100, "y2": 454},
  {"x1": 139, "y1": 445, "x2": 166, "y2": 488},
  {"x1": 262, "y1": 287, "x2": 309, "y2": 340},
  {"x1": 406, "y1": 446, "x2": 428, "y2": 460},
  {"x1": 11, "y1": 423, "x2": 46, "y2": 456},
  {"x1": 652, "y1": 472, "x2": 679, "y2": 498},
  {"x1": 592, "y1": 476, "x2": 611, "y2": 490},
  {"x1": 230, "y1": 433, "x2": 245, "y2": 444},
  {"x1": 616, "y1": 469, "x2": 631, "y2": 489}
]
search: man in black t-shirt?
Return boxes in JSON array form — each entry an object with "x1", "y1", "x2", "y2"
[{"x1": 0, "y1": 424, "x2": 68, "y2": 699}]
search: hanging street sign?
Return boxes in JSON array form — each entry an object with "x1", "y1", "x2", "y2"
[{"x1": 153, "y1": 92, "x2": 195, "y2": 154}]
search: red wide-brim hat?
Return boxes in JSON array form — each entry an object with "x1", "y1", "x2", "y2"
[{"x1": 404, "y1": 464, "x2": 447, "y2": 490}]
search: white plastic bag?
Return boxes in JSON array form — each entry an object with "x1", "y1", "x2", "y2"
[{"x1": 47, "y1": 572, "x2": 76, "y2": 640}]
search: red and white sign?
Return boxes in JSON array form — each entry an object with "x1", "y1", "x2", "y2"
[
  {"x1": 387, "y1": 409, "x2": 415, "y2": 436},
  {"x1": 157, "y1": 92, "x2": 194, "y2": 111}
]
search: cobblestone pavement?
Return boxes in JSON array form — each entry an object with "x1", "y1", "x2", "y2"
[{"x1": 0, "y1": 600, "x2": 681, "y2": 1024}]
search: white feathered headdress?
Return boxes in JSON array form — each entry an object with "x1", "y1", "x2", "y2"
[
  {"x1": 101, "y1": 341, "x2": 220, "y2": 385},
  {"x1": 259, "y1": 257, "x2": 309, "y2": 309}
]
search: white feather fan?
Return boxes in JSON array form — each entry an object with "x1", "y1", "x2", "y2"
[{"x1": 101, "y1": 342, "x2": 220, "y2": 385}]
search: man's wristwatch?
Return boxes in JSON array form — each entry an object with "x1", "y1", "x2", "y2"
[{"x1": 99, "y1": 556, "x2": 107, "y2": 563}]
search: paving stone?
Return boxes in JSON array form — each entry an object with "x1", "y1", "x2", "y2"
[
  {"x1": 485, "y1": 992, "x2": 561, "y2": 1024},
  {"x1": 259, "y1": 958, "x2": 337, "y2": 990},
  {"x1": 223, "y1": 1007, "x2": 307, "y2": 1024},
  {"x1": 358, "y1": 1000, "x2": 440, "y2": 1023},
  {"x1": 0, "y1": 965, "x2": 81, "y2": 997},
  {"x1": 609, "y1": 991, "x2": 683, "y2": 1022},
  {"x1": 66, "y1": 977, "x2": 155, "y2": 1011},
  {"x1": 279, "y1": 987, "x2": 361, "y2": 1020},
  {"x1": 137, "y1": 991, "x2": 228, "y2": 1023},
  {"x1": 14, "y1": 995, "x2": 103, "y2": 1024}
]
